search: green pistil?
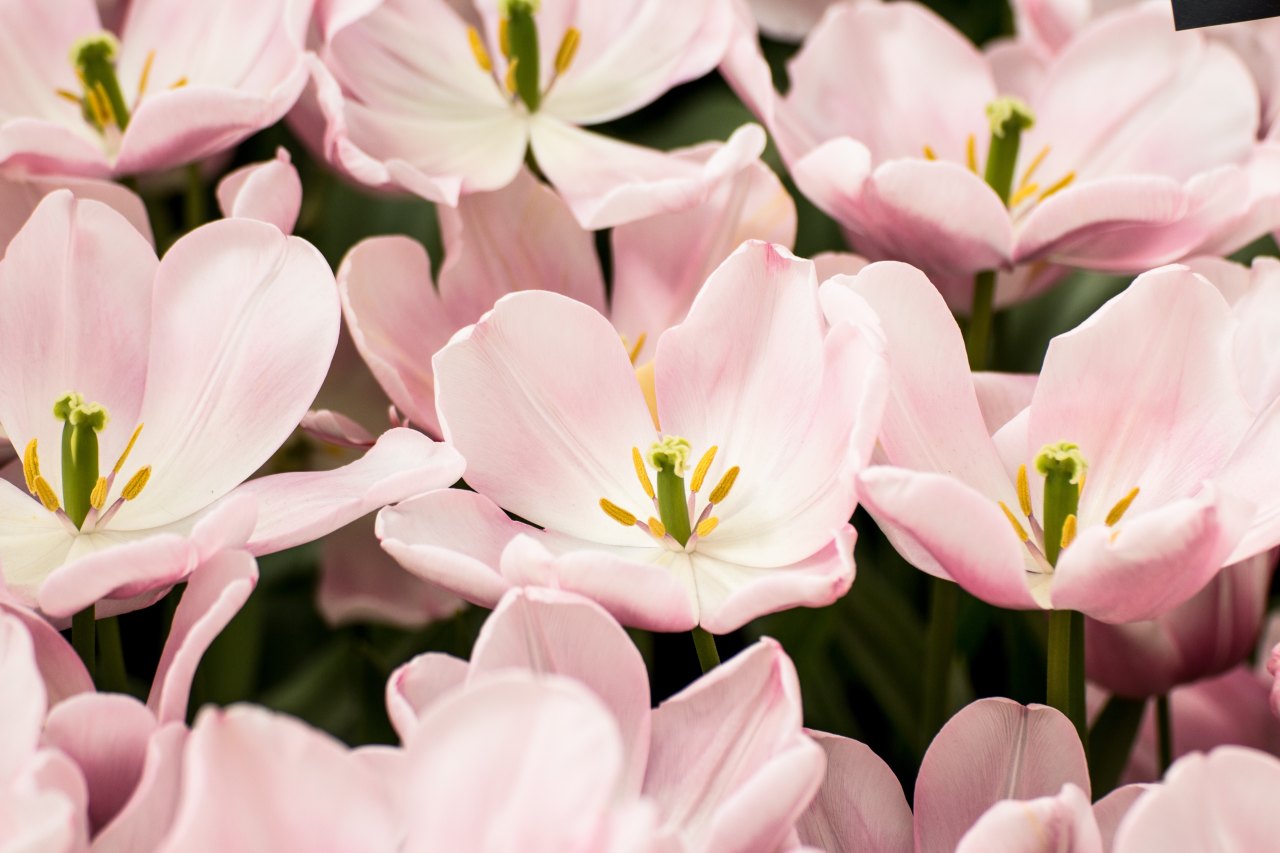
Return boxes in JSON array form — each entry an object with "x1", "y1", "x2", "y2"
[
  {"x1": 1035, "y1": 441, "x2": 1086, "y2": 566},
  {"x1": 72, "y1": 33, "x2": 131, "y2": 131},
  {"x1": 648, "y1": 436, "x2": 693, "y2": 547},
  {"x1": 503, "y1": 0, "x2": 542, "y2": 111},
  {"x1": 55, "y1": 392, "x2": 107, "y2": 528},
  {"x1": 983, "y1": 96, "x2": 1035, "y2": 206}
]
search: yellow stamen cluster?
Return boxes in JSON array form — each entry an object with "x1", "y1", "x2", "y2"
[{"x1": 21, "y1": 439, "x2": 61, "y2": 511}]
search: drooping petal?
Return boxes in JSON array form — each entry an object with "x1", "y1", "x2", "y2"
[
  {"x1": 954, "y1": 784, "x2": 1102, "y2": 853},
  {"x1": 385, "y1": 653, "x2": 469, "y2": 743},
  {"x1": 796, "y1": 730, "x2": 913, "y2": 853},
  {"x1": 216, "y1": 147, "x2": 302, "y2": 233},
  {"x1": 914, "y1": 698, "x2": 1089, "y2": 853}
]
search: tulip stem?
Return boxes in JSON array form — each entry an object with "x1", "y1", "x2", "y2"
[
  {"x1": 691, "y1": 627, "x2": 720, "y2": 673},
  {"x1": 184, "y1": 162, "x2": 206, "y2": 230},
  {"x1": 97, "y1": 616, "x2": 130, "y2": 694},
  {"x1": 72, "y1": 605, "x2": 96, "y2": 683},
  {"x1": 966, "y1": 271, "x2": 996, "y2": 370},
  {"x1": 1047, "y1": 609, "x2": 1087, "y2": 751},
  {"x1": 1156, "y1": 693, "x2": 1173, "y2": 775},
  {"x1": 919, "y1": 579, "x2": 959, "y2": 753}
]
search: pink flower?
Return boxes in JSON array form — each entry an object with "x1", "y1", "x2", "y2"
[
  {"x1": 339, "y1": 157, "x2": 797, "y2": 438},
  {"x1": 0, "y1": 192, "x2": 463, "y2": 619},
  {"x1": 306, "y1": 0, "x2": 764, "y2": 227},
  {"x1": 744, "y1": 0, "x2": 846, "y2": 42},
  {"x1": 389, "y1": 586, "x2": 824, "y2": 850},
  {"x1": 827, "y1": 260, "x2": 1280, "y2": 622},
  {"x1": 0, "y1": 173, "x2": 151, "y2": 251},
  {"x1": 729, "y1": 1, "x2": 1278, "y2": 309},
  {"x1": 215, "y1": 146, "x2": 302, "y2": 234},
  {"x1": 0, "y1": 0, "x2": 309, "y2": 177},
  {"x1": 377, "y1": 241, "x2": 886, "y2": 633},
  {"x1": 1186, "y1": 256, "x2": 1280, "y2": 411}
]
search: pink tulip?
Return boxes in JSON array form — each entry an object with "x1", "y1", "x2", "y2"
[
  {"x1": 215, "y1": 146, "x2": 302, "y2": 234},
  {"x1": 794, "y1": 731, "x2": 912, "y2": 853},
  {"x1": 389, "y1": 586, "x2": 825, "y2": 850},
  {"x1": 0, "y1": 174, "x2": 151, "y2": 251},
  {"x1": 1186, "y1": 256, "x2": 1280, "y2": 411},
  {"x1": 0, "y1": 0, "x2": 309, "y2": 177},
  {"x1": 340, "y1": 158, "x2": 796, "y2": 438},
  {"x1": 743, "y1": 0, "x2": 845, "y2": 42},
  {"x1": 0, "y1": 192, "x2": 463, "y2": 619},
  {"x1": 306, "y1": 0, "x2": 763, "y2": 227},
  {"x1": 829, "y1": 260, "x2": 1280, "y2": 622},
  {"x1": 378, "y1": 241, "x2": 886, "y2": 633},
  {"x1": 728, "y1": 1, "x2": 1278, "y2": 309}
]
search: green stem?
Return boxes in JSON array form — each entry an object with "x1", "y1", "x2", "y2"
[
  {"x1": 966, "y1": 270, "x2": 996, "y2": 371},
  {"x1": 919, "y1": 579, "x2": 959, "y2": 753},
  {"x1": 1156, "y1": 693, "x2": 1173, "y2": 775},
  {"x1": 1046, "y1": 609, "x2": 1086, "y2": 750},
  {"x1": 1088, "y1": 695, "x2": 1146, "y2": 797},
  {"x1": 184, "y1": 162, "x2": 206, "y2": 231},
  {"x1": 691, "y1": 627, "x2": 720, "y2": 673},
  {"x1": 96, "y1": 616, "x2": 129, "y2": 694},
  {"x1": 72, "y1": 605, "x2": 96, "y2": 683}
]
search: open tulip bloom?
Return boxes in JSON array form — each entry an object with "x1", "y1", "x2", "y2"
[
  {"x1": 0, "y1": 0, "x2": 308, "y2": 177},
  {"x1": 309, "y1": 0, "x2": 767, "y2": 227},
  {"x1": 0, "y1": 192, "x2": 464, "y2": 620},
  {"x1": 377, "y1": 241, "x2": 887, "y2": 634}
]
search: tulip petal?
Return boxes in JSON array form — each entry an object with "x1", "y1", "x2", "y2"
[
  {"x1": 92, "y1": 723, "x2": 187, "y2": 853},
  {"x1": 0, "y1": 613, "x2": 44, "y2": 780},
  {"x1": 954, "y1": 784, "x2": 1102, "y2": 853},
  {"x1": 385, "y1": 653, "x2": 469, "y2": 742},
  {"x1": 796, "y1": 730, "x2": 913, "y2": 853},
  {"x1": 216, "y1": 147, "x2": 302, "y2": 233},
  {"x1": 0, "y1": 598, "x2": 91, "y2": 703}
]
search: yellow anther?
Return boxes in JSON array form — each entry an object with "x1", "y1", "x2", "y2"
[
  {"x1": 1018, "y1": 144, "x2": 1050, "y2": 189},
  {"x1": 1060, "y1": 513, "x2": 1077, "y2": 550},
  {"x1": 631, "y1": 447, "x2": 655, "y2": 500},
  {"x1": 21, "y1": 439, "x2": 39, "y2": 495},
  {"x1": 627, "y1": 332, "x2": 647, "y2": 365},
  {"x1": 708, "y1": 466, "x2": 740, "y2": 505},
  {"x1": 170, "y1": 76, "x2": 187, "y2": 90},
  {"x1": 137, "y1": 50, "x2": 155, "y2": 99},
  {"x1": 690, "y1": 446, "x2": 718, "y2": 493},
  {"x1": 1009, "y1": 181, "x2": 1040, "y2": 207},
  {"x1": 1039, "y1": 171, "x2": 1075, "y2": 201},
  {"x1": 1105, "y1": 487, "x2": 1140, "y2": 527},
  {"x1": 1015, "y1": 464, "x2": 1031, "y2": 517},
  {"x1": 922, "y1": 145, "x2": 937, "y2": 161},
  {"x1": 499, "y1": 18, "x2": 511, "y2": 58},
  {"x1": 467, "y1": 27, "x2": 493, "y2": 72},
  {"x1": 113, "y1": 423, "x2": 144, "y2": 475},
  {"x1": 998, "y1": 501, "x2": 1029, "y2": 541},
  {"x1": 695, "y1": 516, "x2": 719, "y2": 538},
  {"x1": 554, "y1": 27, "x2": 580, "y2": 76},
  {"x1": 647, "y1": 517, "x2": 666, "y2": 538},
  {"x1": 55, "y1": 89, "x2": 82, "y2": 105},
  {"x1": 504, "y1": 58, "x2": 519, "y2": 95},
  {"x1": 89, "y1": 476, "x2": 108, "y2": 510},
  {"x1": 599, "y1": 498, "x2": 637, "y2": 527},
  {"x1": 965, "y1": 134, "x2": 977, "y2": 173},
  {"x1": 33, "y1": 476, "x2": 61, "y2": 512},
  {"x1": 121, "y1": 466, "x2": 151, "y2": 501},
  {"x1": 87, "y1": 84, "x2": 111, "y2": 128},
  {"x1": 1078, "y1": 472, "x2": 1086, "y2": 496}
]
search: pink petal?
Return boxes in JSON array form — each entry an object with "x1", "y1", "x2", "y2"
[
  {"x1": 529, "y1": 117, "x2": 767, "y2": 229},
  {"x1": 1092, "y1": 784, "x2": 1150, "y2": 851},
  {"x1": 0, "y1": 600, "x2": 91, "y2": 704},
  {"x1": 300, "y1": 408, "x2": 377, "y2": 449},
  {"x1": 1219, "y1": 380, "x2": 1280, "y2": 563},
  {"x1": 123, "y1": 219, "x2": 339, "y2": 527},
  {"x1": 0, "y1": 613, "x2": 45, "y2": 780},
  {"x1": 812, "y1": 251, "x2": 869, "y2": 281},
  {"x1": 796, "y1": 730, "x2": 912, "y2": 853},
  {"x1": 915, "y1": 698, "x2": 1089, "y2": 853},
  {"x1": 954, "y1": 784, "x2": 1101, "y2": 853},
  {"x1": 1009, "y1": 0, "x2": 1083, "y2": 53},
  {"x1": 1193, "y1": 142, "x2": 1280, "y2": 257},
  {"x1": 385, "y1": 653, "x2": 469, "y2": 743},
  {"x1": 986, "y1": 37, "x2": 1048, "y2": 102},
  {"x1": 747, "y1": 0, "x2": 840, "y2": 41},
  {"x1": 973, "y1": 372, "x2": 1037, "y2": 435},
  {"x1": 236, "y1": 427, "x2": 464, "y2": 556},
  {"x1": 0, "y1": 748, "x2": 90, "y2": 853},
  {"x1": 0, "y1": 173, "x2": 152, "y2": 249},
  {"x1": 216, "y1": 147, "x2": 302, "y2": 233},
  {"x1": 92, "y1": 724, "x2": 187, "y2": 853}
]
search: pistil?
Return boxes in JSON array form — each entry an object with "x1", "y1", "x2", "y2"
[
  {"x1": 55, "y1": 392, "x2": 107, "y2": 529},
  {"x1": 649, "y1": 436, "x2": 693, "y2": 547},
  {"x1": 70, "y1": 34, "x2": 131, "y2": 132},
  {"x1": 502, "y1": 0, "x2": 542, "y2": 111}
]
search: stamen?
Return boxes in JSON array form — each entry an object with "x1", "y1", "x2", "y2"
[
  {"x1": 631, "y1": 447, "x2": 655, "y2": 500},
  {"x1": 965, "y1": 134, "x2": 977, "y2": 173},
  {"x1": 599, "y1": 498, "x2": 637, "y2": 527},
  {"x1": 554, "y1": 27, "x2": 580, "y2": 76},
  {"x1": 467, "y1": 27, "x2": 493, "y2": 72},
  {"x1": 504, "y1": 59, "x2": 519, "y2": 95},
  {"x1": 1016, "y1": 464, "x2": 1031, "y2": 517},
  {"x1": 922, "y1": 145, "x2": 937, "y2": 161},
  {"x1": 1018, "y1": 145, "x2": 1051, "y2": 189},
  {"x1": 690, "y1": 446, "x2": 718, "y2": 493},
  {"x1": 170, "y1": 77, "x2": 188, "y2": 89},
  {"x1": 1009, "y1": 182, "x2": 1040, "y2": 207},
  {"x1": 136, "y1": 50, "x2": 156, "y2": 100},
  {"x1": 499, "y1": 18, "x2": 511, "y2": 58},
  {"x1": 627, "y1": 332, "x2": 647, "y2": 365},
  {"x1": 647, "y1": 517, "x2": 666, "y2": 538},
  {"x1": 33, "y1": 476, "x2": 61, "y2": 512},
  {"x1": 89, "y1": 476, "x2": 108, "y2": 510},
  {"x1": 21, "y1": 439, "x2": 39, "y2": 494},
  {"x1": 695, "y1": 516, "x2": 719, "y2": 538},
  {"x1": 55, "y1": 89, "x2": 82, "y2": 105},
  {"x1": 113, "y1": 423, "x2": 144, "y2": 475},
  {"x1": 121, "y1": 466, "x2": 151, "y2": 501},
  {"x1": 1105, "y1": 487, "x2": 1140, "y2": 527},
  {"x1": 708, "y1": 466, "x2": 740, "y2": 505},
  {"x1": 1060, "y1": 513, "x2": 1077, "y2": 549},
  {"x1": 998, "y1": 501, "x2": 1029, "y2": 541},
  {"x1": 1039, "y1": 172, "x2": 1075, "y2": 201}
]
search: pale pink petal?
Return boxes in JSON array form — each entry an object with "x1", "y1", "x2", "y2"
[
  {"x1": 147, "y1": 549, "x2": 257, "y2": 724},
  {"x1": 93, "y1": 724, "x2": 187, "y2": 853},
  {"x1": 747, "y1": 0, "x2": 841, "y2": 41},
  {"x1": 157, "y1": 705, "x2": 398, "y2": 852},
  {"x1": 812, "y1": 252, "x2": 869, "y2": 281},
  {"x1": 1219, "y1": 394, "x2": 1280, "y2": 562},
  {"x1": 0, "y1": 600, "x2": 91, "y2": 703},
  {"x1": 216, "y1": 147, "x2": 302, "y2": 232},
  {"x1": 318, "y1": 513, "x2": 465, "y2": 629},
  {"x1": 1194, "y1": 142, "x2": 1280, "y2": 257},
  {"x1": 1092, "y1": 784, "x2": 1150, "y2": 852},
  {"x1": 41, "y1": 693, "x2": 156, "y2": 832},
  {"x1": 0, "y1": 174, "x2": 152, "y2": 250},
  {"x1": 1215, "y1": 256, "x2": 1280, "y2": 410},
  {"x1": 300, "y1": 408, "x2": 377, "y2": 449},
  {"x1": 432, "y1": 290, "x2": 656, "y2": 545},
  {"x1": 0, "y1": 120, "x2": 108, "y2": 179},
  {"x1": 0, "y1": 613, "x2": 44, "y2": 780},
  {"x1": 235, "y1": 427, "x2": 465, "y2": 555},
  {"x1": 610, "y1": 151, "x2": 796, "y2": 359},
  {"x1": 385, "y1": 653, "x2": 469, "y2": 742},
  {"x1": 644, "y1": 640, "x2": 821, "y2": 852},
  {"x1": 1010, "y1": 0, "x2": 1086, "y2": 53},
  {"x1": 796, "y1": 730, "x2": 912, "y2": 853},
  {"x1": 0, "y1": 483, "x2": 69, "y2": 604},
  {"x1": 122, "y1": 219, "x2": 339, "y2": 528},
  {"x1": 986, "y1": 37, "x2": 1048, "y2": 102},
  {"x1": 530, "y1": 117, "x2": 767, "y2": 229},
  {"x1": 974, "y1": 372, "x2": 1038, "y2": 435},
  {"x1": 915, "y1": 698, "x2": 1090, "y2": 853},
  {"x1": 955, "y1": 784, "x2": 1102, "y2": 853},
  {"x1": 0, "y1": 748, "x2": 90, "y2": 853}
]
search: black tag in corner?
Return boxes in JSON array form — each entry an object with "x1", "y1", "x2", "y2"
[{"x1": 1171, "y1": 0, "x2": 1280, "y2": 29}]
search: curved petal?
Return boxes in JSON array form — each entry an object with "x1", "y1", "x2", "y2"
[
  {"x1": 92, "y1": 723, "x2": 187, "y2": 853},
  {"x1": 955, "y1": 784, "x2": 1101, "y2": 853},
  {"x1": 0, "y1": 748, "x2": 89, "y2": 853},
  {"x1": 973, "y1": 372, "x2": 1037, "y2": 436},
  {"x1": 0, "y1": 481, "x2": 76, "y2": 604},
  {"x1": 1092, "y1": 784, "x2": 1151, "y2": 851},
  {"x1": 121, "y1": 220, "x2": 339, "y2": 528},
  {"x1": 216, "y1": 147, "x2": 302, "y2": 233},
  {"x1": 300, "y1": 408, "x2": 377, "y2": 449},
  {"x1": 915, "y1": 698, "x2": 1089, "y2": 853},
  {"x1": 0, "y1": 613, "x2": 44, "y2": 781},
  {"x1": 0, "y1": 173, "x2": 152, "y2": 249},
  {"x1": 796, "y1": 730, "x2": 913, "y2": 853},
  {"x1": 530, "y1": 118, "x2": 767, "y2": 229},
  {"x1": 385, "y1": 653, "x2": 469, "y2": 743},
  {"x1": 433, "y1": 290, "x2": 656, "y2": 545},
  {"x1": 0, "y1": 599, "x2": 91, "y2": 703}
]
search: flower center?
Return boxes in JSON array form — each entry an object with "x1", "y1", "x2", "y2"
[
  {"x1": 21, "y1": 392, "x2": 150, "y2": 533},
  {"x1": 598, "y1": 436, "x2": 740, "y2": 551},
  {"x1": 465, "y1": 0, "x2": 581, "y2": 112},
  {"x1": 56, "y1": 33, "x2": 186, "y2": 136}
]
